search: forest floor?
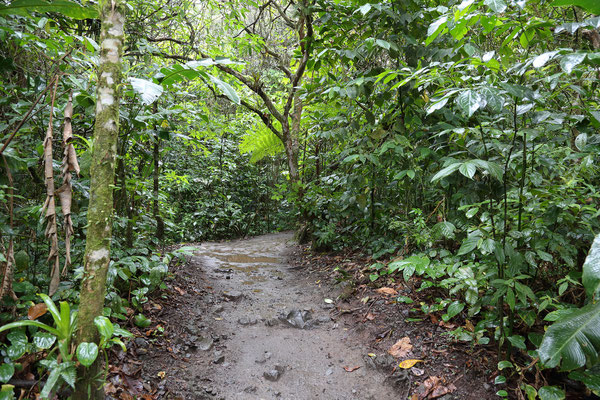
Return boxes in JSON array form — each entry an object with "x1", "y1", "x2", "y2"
[{"x1": 106, "y1": 232, "x2": 497, "y2": 400}]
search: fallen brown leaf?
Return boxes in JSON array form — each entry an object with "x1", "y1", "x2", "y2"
[
  {"x1": 375, "y1": 287, "x2": 398, "y2": 296},
  {"x1": 438, "y1": 321, "x2": 455, "y2": 329},
  {"x1": 174, "y1": 286, "x2": 186, "y2": 295},
  {"x1": 119, "y1": 393, "x2": 134, "y2": 400},
  {"x1": 366, "y1": 313, "x2": 376, "y2": 321},
  {"x1": 28, "y1": 303, "x2": 47, "y2": 320},
  {"x1": 419, "y1": 376, "x2": 457, "y2": 399},
  {"x1": 343, "y1": 366, "x2": 361, "y2": 372},
  {"x1": 388, "y1": 337, "x2": 413, "y2": 358}
]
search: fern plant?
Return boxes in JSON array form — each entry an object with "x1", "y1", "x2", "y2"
[{"x1": 239, "y1": 122, "x2": 284, "y2": 163}]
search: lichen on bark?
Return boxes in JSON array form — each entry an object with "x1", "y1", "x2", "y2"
[{"x1": 74, "y1": 1, "x2": 126, "y2": 398}]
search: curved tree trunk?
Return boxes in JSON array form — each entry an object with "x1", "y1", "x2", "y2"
[{"x1": 74, "y1": 1, "x2": 125, "y2": 398}]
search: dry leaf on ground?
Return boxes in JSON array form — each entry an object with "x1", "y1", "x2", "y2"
[
  {"x1": 419, "y1": 376, "x2": 457, "y2": 399},
  {"x1": 375, "y1": 287, "x2": 398, "y2": 296},
  {"x1": 388, "y1": 337, "x2": 412, "y2": 358},
  {"x1": 399, "y1": 359, "x2": 423, "y2": 369},
  {"x1": 343, "y1": 366, "x2": 361, "y2": 372}
]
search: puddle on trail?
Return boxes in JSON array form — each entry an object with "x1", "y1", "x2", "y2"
[
  {"x1": 242, "y1": 276, "x2": 268, "y2": 285},
  {"x1": 222, "y1": 254, "x2": 280, "y2": 264}
]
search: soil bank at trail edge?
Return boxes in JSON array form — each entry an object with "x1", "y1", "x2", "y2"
[{"x1": 140, "y1": 233, "x2": 402, "y2": 399}]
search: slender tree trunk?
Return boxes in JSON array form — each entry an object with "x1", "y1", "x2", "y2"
[
  {"x1": 74, "y1": 1, "x2": 125, "y2": 398},
  {"x1": 152, "y1": 104, "x2": 164, "y2": 241}
]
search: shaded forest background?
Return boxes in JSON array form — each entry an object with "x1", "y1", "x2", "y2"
[{"x1": 1, "y1": 0, "x2": 600, "y2": 398}]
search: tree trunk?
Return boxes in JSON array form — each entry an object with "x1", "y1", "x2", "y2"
[
  {"x1": 153, "y1": 135, "x2": 164, "y2": 241},
  {"x1": 74, "y1": 1, "x2": 125, "y2": 398},
  {"x1": 152, "y1": 103, "x2": 164, "y2": 241}
]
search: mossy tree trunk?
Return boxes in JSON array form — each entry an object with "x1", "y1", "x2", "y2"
[{"x1": 74, "y1": 1, "x2": 125, "y2": 398}]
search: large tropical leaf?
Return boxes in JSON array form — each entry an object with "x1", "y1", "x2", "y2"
[
  {"x1": 583, "y1": 233, "x2": 600, "y2": 299},
  {"x1": 158, "y1": 60, "x2": 240, "y2": 105},
  {"x1": 0, "y1": 0, "x2": 98, "y2": 19},
  {"x1": 128, "y1": 78, "x2": 164, "y2": 105},
  {"x1": 551, "y1": 0, "x2": 600, "y2": 14},
  {"x1": 539, "y1": 234, "x2": 600, "y2": 370},
  {"x1": 538, "y1": 301, "x2": 600, "y2": 370}
]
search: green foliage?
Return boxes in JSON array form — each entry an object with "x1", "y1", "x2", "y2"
[
  {"x1": 239, "y1": 124, "x2": 284, "y2": 163},
  {"x1": 0, "y1": 0, "x2": 98, "y2": 19},
  {"x1": 539, "y1": 234, "x2": 600, "y2": 370}
]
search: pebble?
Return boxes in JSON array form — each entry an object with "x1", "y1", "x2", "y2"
[
  {"x1": 213, "y1": 355, "x2": 225, "y2": 364},
  {"x1": 223, "y1": 290, "x2": 243, "y2": 301},
  {"x1": 238, "y1": 317, "x2": 258, "y2": 326},
  {"x1": 263, "y1": 365, "x2": 285, "y2": 382},
  {"x1": 255, "y1": 351, "x2": 272, "y2": 364},
  {"x1": 198, "y1": 336, "x2": 214, "y2": 351}
]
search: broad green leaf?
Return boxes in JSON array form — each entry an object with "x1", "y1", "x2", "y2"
[
  {"x1": 426, "y1": 16, "x2": 448, "y2": 45},
  {"x1": 33, "y1": 332, "x2": 56, "y2": 349},
  {"x1": 560, "y1": 53, "x2": 586, "y2": 74},
  {"x1": 582, "y1": 233, "x2": 600, "y2": 299},
  {"x1": 433, "y1": 221, "x2": 456, "y2": 238},
  {"x1": 431, "y1": 162, "x2": 461, "y2": 182},
  {"x1": 375, "y1": 39, "x2": 391, "y2": 50},
  {"x1": 568, "y1": 371, "x2": 600, "y2": 394},
  {"x1": 551, "y1": 0, "x2": 600, "y2": 14},
  {"x1": 575, "y1": 133, "x2": 587, "y2": 151},
  {"x1": 479, "y1": 238, "x2": 495, "y2": 254},
  {"x1": 129, "y1": 78, "x2": 164, "y2": 106},
  {"x1": 484, "y1": 0, "x2": 507, "y2": 13},
  {"x1": 458, "y1": 233, "x2": 481, "y2": 255},
  {"x1": 480, "y1": 86, "x2": 504, "y2": 114},
  {"x1": 538, "y1": 386, "x2": 566, "y2": 400},
  {"x1": 459, "y1": 162, "x2": 476, "y2": 179},
  {"x1": 532, "y1": 51, "x2": 558, "y2": 68},
  {"x1": 0, "y1": 365, "x2": 14, "y2": 384},
  {"x1": 94, "y1": 316, "x2": 114, "y2": 341},
  {"x1": 456, "y1": 90, "x2": 482, "y2": 117},
  {"x1": 208, "y1": 74, "x2": 240, "y2": 105},
  {"x1": 446, "y1": 301, "x2": 464, "y2": 319},
  {"x1": 426, "y1": 96, "x2": 449, "y2": 114},
  {"x1": 0, "y1": 0, "x2": 98, "y2": 19},
  {"x1": 6, "y1": 343, "x2": 25, "y2": 360},
  {"x1": 134, "y1": 314, "x2": 152, "y2": 328},
  {"x1": 466, "y1": 207, "x2": 479, "y2": 218},
  {"x1": 539, "y1": 301, "x2": 600, "y2": 370},
  {"x1": 357, "y1": 3, "x2": 371, "y2": 15},
  {"x1": 506, "y1": 287, "x2": 516, "y2": 310},
  {"x1": 7, "y1": 331, "x2": 27, "y2": 347},
  {"x1": 76, "y1": 342, "x2": 98, "y2": 367},
  {"x1": 507, "y1": 335, "x2": 526, "y2": 349},
  {"x1": 498, "y1": 360, "x2": 513, "y2": 370}
]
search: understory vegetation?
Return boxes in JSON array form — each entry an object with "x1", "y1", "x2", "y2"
[{"x1": 0, "y1": 0, "x2": 600, "y2": 398}]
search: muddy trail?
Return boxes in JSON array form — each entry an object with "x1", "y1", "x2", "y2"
[{"x1": 129, "y1": 233, "x2": 495, "y2": 400}]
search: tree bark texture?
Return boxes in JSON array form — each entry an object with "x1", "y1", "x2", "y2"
[{"x1": 74, "y1": 1, "x2": 125, "y2": 398}]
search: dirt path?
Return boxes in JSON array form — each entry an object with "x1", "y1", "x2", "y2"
[{"x1": 141, "y1": 233, "x2": 401, "y2": 399}]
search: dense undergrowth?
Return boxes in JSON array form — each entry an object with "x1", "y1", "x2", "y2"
[{"x1": 1, "y1": 0, "x2": 600, "y2": 398}]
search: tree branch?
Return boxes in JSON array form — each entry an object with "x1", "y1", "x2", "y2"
[
  {"x1": 240, "y1": 99, "x2": 283, "y2": 140},
  {"x1": 283, "y1": 5, "x2": 313, "y2": 118}
]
